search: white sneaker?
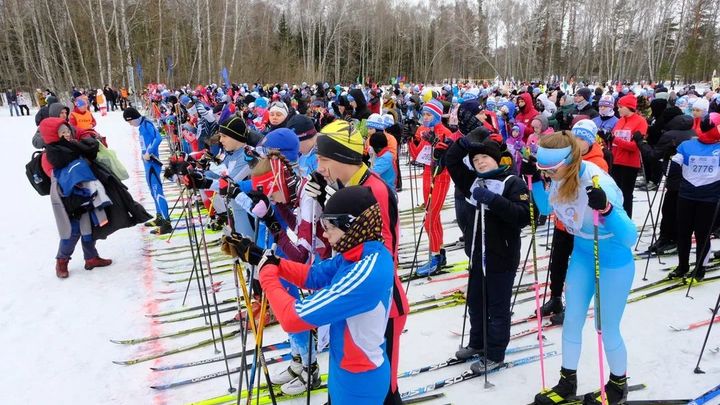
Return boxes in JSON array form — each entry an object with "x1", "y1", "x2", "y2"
[
  {"x1": 270, "y1": 356, "x2": 303, "y2": 385},
  {"x1": 280, "y1": 363, "x2": 321, "y2": 395}
]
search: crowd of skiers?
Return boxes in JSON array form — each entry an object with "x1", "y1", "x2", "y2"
[{"x1": 25, "y1": 76, "x2": 720, "y2": 403}]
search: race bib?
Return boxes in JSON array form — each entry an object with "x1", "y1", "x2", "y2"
[
  {"x1": 614, "y1": 129, "x2": 631, "y2": 142},
  {"x1": 416, "y1": 145, "x2": 432, "y2": 165},
  {"x1": 687, "y1": 155, "x2": 720, "y2": 184}
]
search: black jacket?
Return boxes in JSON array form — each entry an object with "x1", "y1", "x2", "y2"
[
  {"x1": 446, "y1": 140, "x2": 531, "y2": 273},
  {"x1": 654, "y1": 113, "x2": 694, "y2": 191},
  {"x1": 46, "y1": 137, "x2": 99, "y2": 170},
  {"x1": 90, "y1": 162, "x2": 152, "y2": 240},
  {"x1": 349, "y1": 89, "x2": 371, "y2": 120}
]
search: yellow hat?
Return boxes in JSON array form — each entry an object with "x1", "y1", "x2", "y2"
[{"x1": 317, "y1": 120, "x2": 365, "y2": 164}]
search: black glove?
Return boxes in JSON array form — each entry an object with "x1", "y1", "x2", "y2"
[
  {"x1": 632, "y1": 131, "x2": 644, "y2": 145},
  {"x1": 521, "y1": 156, "x2": 541, "y2": 180},
  {"x1": 220, "y1": 233, "x2": 268, "y2": 265},
  {"x1": 304, "y1": 171, "x2": 329, "y2": 208},
  {"x1": 432, "y1": 140, "x2": 452, "y2": 162},
  {"x1": 586, "y1": 185, "x2": 612, "y2": 215},
  {"x1": 183, "y1": 170, "x2": 213, "y2": 189},
  {"x1": 169, "y1": 153, "x2": 192, "y2": 176},
  {"x1": 219, "y1": 178, "x2": 240, "y2": 198},
  {"x1": 163, "y1": 166, "x2": 175, "y2": 180},
  {"x1": 422, "y1": 130, "x2": 439, "y2": 146}
]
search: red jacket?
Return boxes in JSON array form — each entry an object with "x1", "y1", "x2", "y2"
[
  {"x1": 611, "y1": 113, "x2": 648, "y2": 168},
  {"x1": 514, "y1": 93, "x2": 539, "y2": 137},
  {"x1": 693, "y1": 116, "x2": 703, "y2": 137}
]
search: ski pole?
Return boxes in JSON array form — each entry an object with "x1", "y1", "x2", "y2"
[
  {"x1": 189, "y1": 186, "x2": 236, "y2": 393},
  {"x1": 641, "y1": 160, "x2": 672, "y2": 280},
  {"x1": 685, "y1": 198, "x2": 720, "y2": 298},
  {"x1": 179, "y1": 187, "x2": 211, "y2": 323},
  {"x1": 408, "y1": 148, "x2": 419, "y2": 257},
  {"x1": 591, "y1": 175, "x2": 607, "y2": 405},
  {"x1": 527, "y1": 175, "x2": 547, "y2": 390},
  {"x1": 544, "y1": 214, "x2": 552, "y2": 250},
  {"x1": 307, "y1": 204, "x2": 317, "y2": 405},
  {"x1": 694, "y1": 291, "x2": 720, "y2": 374},
  {"x1": 459, "y1": 208, "x2": 480, "y2": 349},
  {"x1": 404, "y1": 164, "x2": 441, "y2": 293},
  {"x1": 478, "y1": 197, "x2": 494, "y2": 389}
]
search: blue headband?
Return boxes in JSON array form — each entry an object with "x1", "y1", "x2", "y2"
[{"x1": 536, "y1": 146, "x2": 573, "y2": 169}]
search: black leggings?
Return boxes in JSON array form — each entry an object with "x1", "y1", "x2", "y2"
[
  {"x1": 19, "y1": 105, "x2": 30, "y2": 115},
  {"x1": 548, "y1": 227, "x2": 575, "y2": 298},
  {"x1": 610, "y1": 164, "x2": 639, "y2": 218},
  {"x1": 659, "y1": 189, "x2": 678, "y2": 242},
  {"x1": 676, "y1": 197, "x2": 718, "y2": 274}
]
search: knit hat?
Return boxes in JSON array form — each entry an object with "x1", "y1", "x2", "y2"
[
  {"x1": 382, "y1": 114, "x2": 395, "y2": 128},
  {"x1": 261, "y1": 128, "x2": 300, "y2": 162},
  {"x1": 598, "y1": 95, "x2": 614, "y2": 108},
  {"x1": 268, "y1": 101, "x2": 289, "y2": 117},
  {"x1": 533, "y1": 115, "x2": 550, "y2": 132},
  {"x1": 422, "y1": 99, "x2": 444, "y2": 120},
  {"x1": 575, "y1": 87, "x2": 592, "y2": 102},
  {"x1": 572, "y1": 119, "x2": 598, "y2": 146},
  {"x1": 323, "y1": 185, "x2": 378, "y2": 231},
  {"x1": 369, "y1": 132, "x2": 388, "y2": 153},
  {"x1": 179, "y1": 95, "x2": 192, "y2": 106},
  {"x1": 286, "y1": 114, "x2": 317, "y2": 141},
  {"x1": 366, "y1": 113, "x2": 386, "y2": 131},
  {"x1": 218, "y1": 115, "x2": 249, "y2": 143},
  {"x1": 123, "y1": 107, "x2": 141, "y2": 122},
  {"x1": 255, "y1": 97, "x2": 268, "y2": 109},
  {"x1": 692, "y1": 98, "x2": 710, "y2": 113},
  {"x1": 316, "y1": 120, "x2": 364, "y2": 165},
  {"x1": 463, "y1": 88, "x2": 480, "y2": 101},
  {"x1": 468, "y1": 137, "x2": 502, "y2": 164},
  {"x1": 618, "y1": 94, "x2": 637, "y2": 111}
]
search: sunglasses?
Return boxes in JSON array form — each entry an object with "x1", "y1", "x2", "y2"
[{"x1": 320, "y1": 214, "x2": 355, "y2": 232}]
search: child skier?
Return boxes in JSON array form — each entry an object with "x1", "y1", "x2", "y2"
[
  {"x1": 123, "y1": 107, "x2": 171, "y2": 234},
  {"x1": 222, "y1": 185, "x2": 393, "y2": 404},
  {"x1": 444, "y1": 136, "x2": 530, "y2": 371}
]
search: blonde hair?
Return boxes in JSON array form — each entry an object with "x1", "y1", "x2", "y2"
[{"x1": 538, "y1": 131, "x2": 582, "y2": 203}]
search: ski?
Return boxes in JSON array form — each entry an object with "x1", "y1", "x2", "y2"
[
  {"x1": 152, "y1": 305, "x2": 239, "y2": 324},
  {"x1": 162, "y1": 266, "x2": 234, "y2": 284},
  {"x1": 529, "y1": 384, "x2": 649, "y2": 405},
  {"x1": 146, "y1": 297, "x2": 239, "y2": 318},
  {"x1": 112, "y1": 329, "x2": 241, "y2": 365},
  {"x1": 689, "y1": 383, "x2": 720, "y2": 405},
  {"x1": 398, "y1": 342, "x2": 555, "y2": 378},
  {"x1": 451, "y1": 321, "x2": 559, "y2": 338},
  {"x1": 110, "y1": 318, "x2": 238, "y2": 345},
  {"x1": 150, "y1": 341, "x2": 291, "y2": 371},
  {"x1": 400, "y1": 351, "x2": 560, "y2": 400},
  {"x1": 669, "y1": 315, "x2": 720, "y2": 332},
  {"x1": 627, "y1": 274, "x2": 720, "y2": 304},
  {"x1": 150, "y1": 352, "x2": 293, "y2": 390}
]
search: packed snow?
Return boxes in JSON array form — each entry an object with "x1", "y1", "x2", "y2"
[{"x1": 1, "y1": 108, "x2": 718, "y2": 404}]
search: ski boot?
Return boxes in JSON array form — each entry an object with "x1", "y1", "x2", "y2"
[
  {"x1": 648, "y1": 238, "x2": 677, "y2": 255},
  {"x1": 271, "y1": 355, "x2": 304, "y2": 385},
  {"x1": 150, "y1": 218, "x2": 172, "y2": 235},
  {"x1": 534, "y1": 368, "x2": 577, "y2": 405},
  {"x1": 470, "y1": 356, "x2": 503, "y2": 374},
  {"x1": 56, "y1": 258, "x2": 70, "y2": 279},
  {"x1": 583, "y1": 373, "x2": 627, "y2": 404},
  {"x1": 667, "y1": 265, "x2": 688, "y2": 280},
  {"x1": 416, "y1": 250, "x2": 446, "y2": 277},
  {"x1": 84, "y1": 257, "x2": 112, "y2": 270},
  {"x1": 280, "y1": 361, "x2": 321, "y2": 395},
  {"x1": 550, "y1": 312, "x2": 565, "y2": 325},
  {"x1": 540, "y1": 297, "x2": 564, "y2": 317},
  {"x1": 455, "y1": 346, "x2": 483, "y2": 361},
  {"x1": 690, "y1": 266, "x2": 706, "y2": 282},
  {"x1": 207, "y1": 212, "x2": 227, "y2": 231},
  {"x1": 144, "y1": 214, "x2": 163, "y2": 227}
]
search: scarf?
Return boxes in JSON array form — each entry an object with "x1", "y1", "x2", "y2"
[{"x1": 333, "y1": 204, "x2": 383, "y2": 253}]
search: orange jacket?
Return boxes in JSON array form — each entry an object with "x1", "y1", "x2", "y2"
[{"x1": 69, "y1": 108, "x2": 96, "y2": 130}]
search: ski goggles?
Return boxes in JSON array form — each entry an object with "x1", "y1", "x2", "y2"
[
  {"x1": 536, "y1": 145, "x2": 573, "y2": 174},
  {"x1": 320, "y1": 214, "x2": 356, "y2": 232}
]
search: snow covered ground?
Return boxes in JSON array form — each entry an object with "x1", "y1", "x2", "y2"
[{"x1": 1, "y1": 108, "x2": 719, "y2": 404}]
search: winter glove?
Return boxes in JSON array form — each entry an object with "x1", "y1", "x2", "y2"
[
  {"x1": 432, "y1": 139, "x2": 452, "y2": 162},
  {"x1": 472, "y1": 185, "x2": 498, "y2": 205},
  {"x1": 304, "y1": 171, "x2": 329, "y2": 208},
  {"x1": 246, "y1": 190, "x2": 272, "y2": 218},
  {"x1": 169, "y1": 153, "x2": 192, "y2": 176},
  {"x1": 586, "y1": 185, "x2": 612, "y2": 215},
  {"x1": 632, "y1": 131, "x2": 644, "y2": 145},
  {"x1": 220, "y1": 233, "x2": 268, "y2": 265},
  {"x1": 219, "y1": 178, "x2": 240, "y2": 199},
  {"x1": 521, "y1": 156, "x2": 541, "y2": 182},
  {"x1": 421, "y1": 130, "x2": 439, "y2": 146},
  {"x1": 183, "y1": 170, "x2": 213, "y2": 189}
]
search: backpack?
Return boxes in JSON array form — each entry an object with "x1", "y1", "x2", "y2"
[{"x1": 25, "y1": 151, "x2": 51, "y2": 196}]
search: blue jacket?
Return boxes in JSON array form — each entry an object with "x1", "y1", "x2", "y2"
[
  {"x1": 371, "y1": 150, "x2": 396, "y2": 189},
  {"x1": 533, "y1": 161, "x2": 637, "y2": 268},
  {"x1": 672, "y1": 139, "x2": 720, "y2": 202},
  {"x1": 138, "y1": 117, "x2": 163, "y2": 158},
  {"x1": 298, "y1": 147, "x2": 318, "y2": 178}
]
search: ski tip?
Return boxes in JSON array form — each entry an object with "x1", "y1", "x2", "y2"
[{"x1": 112, "y1": 360, "x2": 131, "y2": 365}]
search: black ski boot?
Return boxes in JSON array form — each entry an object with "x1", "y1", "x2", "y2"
[
  {"x1": 534, "y1": 368, "x2": 577, "y2": 405},
  {"x1": 145, "y1": 214, "x2": 162, "y2": 227},
  {"x1": 151, "y1": 218, "x2": 172, "y2": 235},
  {"x1": 207, "y1": 212, "x2": 228, "y2": 231},
  {"x1": 550, "y1": 312, "x2": 565, "y2": 325},
  {"x1": 438, "y1": 248, "x2": 447, "y2": 267},
  {"x1": 540, "y1": 297, "x2": 564, "y2": 316},
  {"x1": 583, "y1": 373, "x2": 628, "y2": 404},
  {"x1": 690, "y1": 266, "x2": 706, "y2": 282},
  {"x1": 668, "y1": 265, "x2": 688, "y2": 280}
]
